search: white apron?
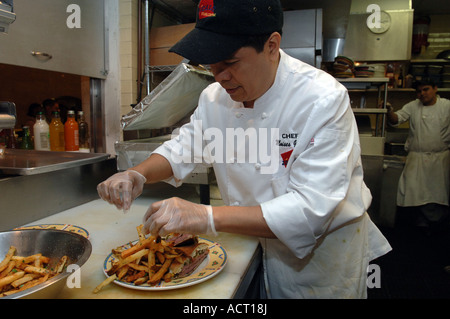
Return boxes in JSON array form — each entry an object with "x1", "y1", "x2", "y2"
[{"x1": 395, "y1": 97, "x2": 450, "y2": 207}]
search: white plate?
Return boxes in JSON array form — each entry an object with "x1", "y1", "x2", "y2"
[{"x1": 102, "y1": 237, "x2": 227, "y2": 291}]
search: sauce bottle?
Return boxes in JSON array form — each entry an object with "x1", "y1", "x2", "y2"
[
  {"x1": 64, "y1": 110, "x2": 79, "y2": 151},
  {"x1": 33, "y1": 112, "x2": 50, "y2": 151},
  {"x1": 49, "y1": 111, "x2": 65, "y2": 151},
  {"x1": 20, "y1": 126, "x2": 34, "y2": 150},
  {"x1": 77, "y1": 111, "x2": 89, "y2": 152}
]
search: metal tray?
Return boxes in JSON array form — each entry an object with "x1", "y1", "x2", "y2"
[{"x1": 0, "y1": 149, "x2": 110, "y2": 175}]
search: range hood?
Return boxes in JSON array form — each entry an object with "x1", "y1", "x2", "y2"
[
  {"x1": 0, "y1": 1, "x2": 16, "y2": 34},
  {"x1": 343, "y1": 0, "x2": 413, "y2": 61}
]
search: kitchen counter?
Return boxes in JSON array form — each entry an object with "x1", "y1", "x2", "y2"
[{"x1": 19, "y1": 183, "x2": 260, "y2": 299}]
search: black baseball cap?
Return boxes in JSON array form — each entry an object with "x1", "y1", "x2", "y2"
[{"x1": 169, "y1": 0, "x2": 284, "y2": 64}]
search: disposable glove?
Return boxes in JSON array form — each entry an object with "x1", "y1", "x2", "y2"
[
  {"x1": 97, "y1": 170, "x2": 146, "y2": 213},
  {"x1": 142, "y1": 197, "x2": 217, "y2": 237}
]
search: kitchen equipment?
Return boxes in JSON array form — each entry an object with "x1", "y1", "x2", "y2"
[
  {"x1": 0, "y1": 1, "x2": 15, "y2": 34},
  {"x1": 0, "y1": 102, "x2": 16, "y2": 130},
  {"x1": 121, "y1": 63, "x2": 214, "y2": 131},
  {"x1": 0, "y1": 229, "x2": 92, "y2": 299},
  {"x1": 280, "y1": 9, "x2": 323, "y2": 67}
]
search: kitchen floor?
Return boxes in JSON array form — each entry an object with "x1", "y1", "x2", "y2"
[{"x1": 368, "y1": 208, "x2": 450, "y2": 299}]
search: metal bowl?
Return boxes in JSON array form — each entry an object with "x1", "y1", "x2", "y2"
[{"x1": 0, "y1": 229, "x2": 92, "y2": 299}]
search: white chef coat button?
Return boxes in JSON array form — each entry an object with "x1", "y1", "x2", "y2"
[
  {"x1": 233, "y1": 201, "x2": 240, "y2": 206},
  {"x1": 255, "y1": 163, "x2": 261, "y2": 170},
  {"x1": 261, "y1": 112, "x2": 268, "y2": 119},
  {"x1": 235, "y1": 112, "x2": 243, "y2": 118}
]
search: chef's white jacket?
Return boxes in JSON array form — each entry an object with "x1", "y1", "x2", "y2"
[
  {"x1": 153, "y1": 50, "x2": 391, "y2": 298},
  {"x1": 395, "y1": 96, "x2": 450, "y2": 207}
]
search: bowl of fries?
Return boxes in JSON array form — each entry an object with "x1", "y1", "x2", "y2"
[{"x1": 0, "y1": 229, "x2": 92, "y2": 299}]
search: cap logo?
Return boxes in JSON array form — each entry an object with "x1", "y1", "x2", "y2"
[{"x1": 198, "y1": 0, "x2": 216, "y2": 19}]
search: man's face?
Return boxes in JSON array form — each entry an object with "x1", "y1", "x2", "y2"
[
  {"x1": 416, "y1": 84, "x2": 437, "y2": 106},
  {"x1": 209, "y1": 34, "x2": 280, "y2": 108}
]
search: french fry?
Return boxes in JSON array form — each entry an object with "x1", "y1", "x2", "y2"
[
  {"x1": 0, "y1": 261, "x2": 15, "y2": 279},
  {"x1": 93, "y1": 274, "x2": 117, "y2": 294},
  {"x1": 0, "y1": 271, "x2": 25, "y2": 289},
  {"x1": 11, "y1": 274, "x2": 40, "y2": 288},
  {"x1": 120, "y1": 237, "x2": 153, "y2": 259},
  {"x1": 133, "y1": 276, "x2": 149, "y2": 286},
  {"x1": 116, "y1": 265, "x2": 129, "y2": 280},
  {"x1": 136, "y1": 225, "x2": 146, "y2": 242},
  {"x1": 16, "y1": 274, "x2": 49, "y2": 292},
  {"x1": 24, "y1": 265, "x2": 51, "y2": 275},
  {"x1": 55, "y1": 256, "x2": 68, "y2": 273},
  {"x1": 147, "y1": 250, "x2": 156, "y2": 268},
  {"x1": 148, "y1": 258, "x2": 172, "y2": 285},
  {"x1": 156, "y1": 252, "x2": 165, "y2": 264},
  {"x1": 125, "y1": 270, "x2": 146, "y2": 283},
  {"x1": 0, "y1": 246, "x2": 16, "y2": 273}
]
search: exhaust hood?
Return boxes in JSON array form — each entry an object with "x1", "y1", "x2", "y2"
[
  {"x1": 343, "y1": 0, "x2": 413, "y2": 61},
  {"x1": 0, "y1": 1, "x2": 16, "y2": 34}
]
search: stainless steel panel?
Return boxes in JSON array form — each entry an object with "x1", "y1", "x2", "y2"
[
  {"x1": 0, "y1": 0, "x2": 107, "y2": 78},
  {"x1": 323, "y1": 38, "x2": 345, "y2": 62},
  {"x1": 0, "y1": 158, "x2": 117, "y2": 231},
  {"x1": 0, "y1": 149, "x2": 109, "y2": 175},
  {"x1": 361, "y1": 155, "x2": 384, "y2": 223},
  {"x1": 281, "y1": 10, "x2": 317, "y2": 48},
  {"x1": 282, "y1": 47, "x2": 316, "y2": 66},
  {"x1": 121, "y1": 63, "x2": 214, "y2": 131},
  {"x1": 343, "y1": 10, "x2": 413, "y2": 61},
  {"x1": 379, "y1": 156, "x2": 405, "y2": 227}
]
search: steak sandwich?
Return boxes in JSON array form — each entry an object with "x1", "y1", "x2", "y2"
[{"x1": 165, "y1": 233, "x2": 209, "y2": 278}]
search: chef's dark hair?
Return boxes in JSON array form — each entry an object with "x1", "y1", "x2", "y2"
[
  {"x1": 414, "y1": 77, "x2": 437, "y2": 89},
  {"x1": 242, "y1": 30, "x2": 283, "y2": 53}
]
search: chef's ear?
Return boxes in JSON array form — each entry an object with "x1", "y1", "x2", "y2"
[{"x1": 267, "y1": 32, "x2": 281, "y2": 57}]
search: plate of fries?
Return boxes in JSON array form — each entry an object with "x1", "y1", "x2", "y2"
[
  {"x1": 0, "y1": 229, "x2": 92, "y2": 298},
  {"x1": 94, "y1": 226, "x2": 227, "y2": 292}
]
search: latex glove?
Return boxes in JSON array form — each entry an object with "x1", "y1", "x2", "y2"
[
  {"x1": 97, "y1": 170, "x2": 146, "y2": 213},
  {"x1": 142, "y1": 197, "x2": 217, "y2": 237}
]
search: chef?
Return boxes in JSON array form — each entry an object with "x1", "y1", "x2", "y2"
[
  {"x1": 386, "y1": 78, "x2": 450, "y2": 231},
  {"x1": 97, "y1": 0, "x2": 391, "y2": 298}
]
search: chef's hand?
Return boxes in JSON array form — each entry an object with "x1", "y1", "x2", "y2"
[
  {"x1": 142, "y1": 197, "x2": 217, "y2": 237},
  {"x1": 97, "y1": 170, "x2": 146, "y2": 213}
]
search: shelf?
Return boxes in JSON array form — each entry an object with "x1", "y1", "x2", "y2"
[
  {"x1": 352, "y1": 108, "x2": 387, "y2": 114},
  {"x1": 410, "y1": 59, "x2": 449, "y2": 63},
  {"x1": 337, "y1": 77, "x2": 389, "y2": 83}
]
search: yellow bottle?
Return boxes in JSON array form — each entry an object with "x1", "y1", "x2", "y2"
[{"x1": 49, "y1": 111, "x2": 65, "y2": 151}]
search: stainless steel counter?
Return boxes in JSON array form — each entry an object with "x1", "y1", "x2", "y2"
[
  {"x1": 0, "y1": 149, "x2": 110, "y2": 176},
  {"x1": 0, "y1": 151, "x2": 116, "y2": 231}
]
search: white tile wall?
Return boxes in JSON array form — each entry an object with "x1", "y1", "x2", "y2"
[{"x1": 119, "y1": 0, "x2": 139, "y2": 116}]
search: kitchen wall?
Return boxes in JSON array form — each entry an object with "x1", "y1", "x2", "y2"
[
  {"x1": 0, "y1": 63, "x2": 84, "y2": 129},
  {"x1": 119, "y1": 0, "x2": 176, "y2": 118}
]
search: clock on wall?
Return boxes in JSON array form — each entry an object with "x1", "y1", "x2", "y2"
[{"x1": 367, "y1": 11, "x2": 391, "y2": 34}]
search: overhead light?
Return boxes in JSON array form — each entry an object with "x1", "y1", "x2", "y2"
[{"x1": 0, "y1": 1, "x2": 16, "y2": 34}]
